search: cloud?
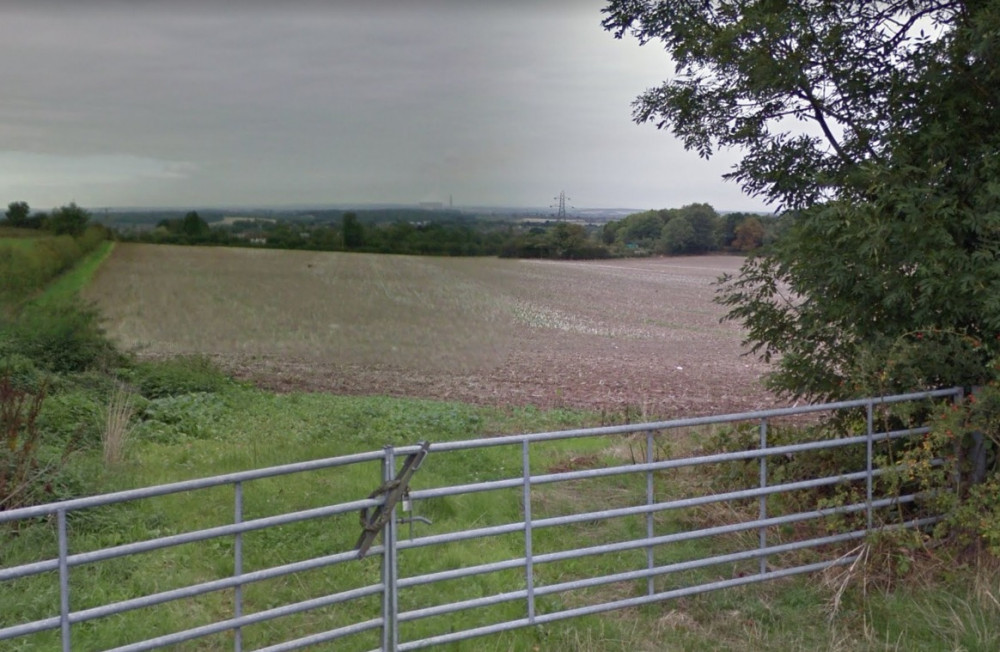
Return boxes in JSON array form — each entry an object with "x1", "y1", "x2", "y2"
[{"x1": 0, "y1": 1, "x2": 768, "y2": 211}]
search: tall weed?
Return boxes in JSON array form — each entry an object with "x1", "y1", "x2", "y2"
[{"x1": 0, "y1": 374, "x2": 47, "y2": 510}]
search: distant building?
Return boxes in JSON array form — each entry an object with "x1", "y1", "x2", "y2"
[{"x1": 419, "y1": 202, "x2": 444, "y2": 210}]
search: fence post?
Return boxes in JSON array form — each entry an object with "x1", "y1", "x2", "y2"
[
  {"x1": 233, "y1": 481, "x2": 244, "y2": 652},
  {"x1": 969, "y1": 386, "x2": 989, "y2": 485},
  {"x1": 866, "y1": 401, "x2": 874, "y2": 530},
  {"x1": 758, "y1": 419, "x2": 767, "y2": 575},
  {"x1": 381, "y1": 445, "x2": 399, "y2": 652},
  {"x1": 522, "y1": 440, "x2": 536, "y2": 623},
  {"x1": 646, "y1": 429, "x2": 656, "y2": 595},
  {"x1": 58, "y1": 509, "x2": 70, "y2": 652},
  {"x1": 953, "y1": 387, "x2": 966, "y2": 492}
]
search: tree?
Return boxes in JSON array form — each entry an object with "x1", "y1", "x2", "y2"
[
  {"x1": 604, "y1": 1, "x2": 1000, "y2": 400},
  {"x1": 673, "y1": 203, "x2": 719, "y2": 253},
  {"x1": 731, "y1": 217, "x2": 765, "y2": 252},
  {"x1": 657, "y1": 215, "x2": 694, "y2": 254},
  {"x1": 548, "y1": 222, "x2": 589, "y2": 258},
  {"x1": 5, "y1": 201, "x2": 29, "y2": 227},
  {"x1": 180, "y1": 211, "x2": 210, "y2": 239},
  {"x1": 620, "y1": 210, "x2": 664, "y2": 246},
  {"x1": 342, "y1": 212, "x2": 364, "y2": 249},
  {"x1": 46, "y1": 203, "x2": 90, "y2": 236}
]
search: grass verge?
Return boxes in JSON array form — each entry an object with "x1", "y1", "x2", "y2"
[
  {"x1": 29, "y1": 240, "x2": 114, "y2": 308},
  {"x1": 3, "y1": 382, "x2": 998, "y2": 650}
]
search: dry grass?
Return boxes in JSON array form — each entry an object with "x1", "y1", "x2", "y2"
[{"x1": 101, "y1": 382, "x2": 135, "y2": 466}]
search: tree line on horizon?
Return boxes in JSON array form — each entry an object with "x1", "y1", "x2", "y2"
[{"x1": 3, "y1": 200, "x2": 775, "y2": 260}]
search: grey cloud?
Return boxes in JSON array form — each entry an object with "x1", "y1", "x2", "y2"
[{"x1": 0, "y1": 1, "x2": 766, "y2": 210}]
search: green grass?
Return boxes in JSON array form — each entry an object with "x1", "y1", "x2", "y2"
[
  {"x1": 4, "y1": 384, "x2": 999, "y2": 650},
  {"x1": 3, "y1": 240, "x2": 996, "y2": 650},
  {"x1": 29, "y1": 240, "x2": 114, "y2": 308}
]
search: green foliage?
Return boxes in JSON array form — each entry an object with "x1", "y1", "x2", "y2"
[
  {"x1": 604, "y1": 203, "x2": 722, "y2": 255},
  {"x1": 898, "y1": 384, "x2": 1000, "y2": 554},
  {"x1": 152, "y1": 211, "x2": 218, "y2": 244},
  {"x1": 180, "y1": 211, "x2": 210, "y2": 238},
  {"x1": 657, "y1": 214, "x2": 695, "y2": 254},
  {"x1": 32, "y1": 240, "x2": 114, "y2": 308},
  {"x1": 341, "y1": 211, "x2": 364, "y2": 249},
  {"x1": 701, "y1": 420, "x2": 868, "y2": 521},
  {"x1": 620, "y1": 210, "x2": 664, "y2": 246},
  {"x1": 134, "y1": 392, "x2": 228, "y2": 442},
  {"x1": 719, "y1": 189, "x2": 1000, "y2": 400},
  {"x1": 603, "y1": 1, "x2": 951, "y2": 210},
  {"x1": 36, "y1": 388, "x2": 104, "y2": 448},
  {"x1": 5, "y1": 384, "x2": 998, "y2": 648},
  {"x1": 126, "y1": 355, "x2": 230, "y2": 399},
  {"x1": 45, "y1": 202, "x2": 91, "y2": 236},
  {"x1": 605, "y1": 1, "x2": 1000, "y2": 401},
  {"x1": 0, "y1": 354, "x2": 46, "y2": 394},
  {"x1": 499, "y1": 222, "x2": 610, "y2": 259},
  {"x1": 0, "y1": 224, "x2": 108, "y2": 303},
  {"x1": 5, "y1": 299, "x2": 120, "y2": 374},
  {"x1": 5, "y1": 201, "x2": 30, "y2": 228}
]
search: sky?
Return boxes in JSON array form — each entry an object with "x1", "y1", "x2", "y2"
[{"x1": 0, "y1": 1, "x2": 769, "y2": 212}]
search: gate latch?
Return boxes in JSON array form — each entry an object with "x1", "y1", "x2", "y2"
[{"x1": 355, "y1": 441, "x2": 430, "y2": 558}]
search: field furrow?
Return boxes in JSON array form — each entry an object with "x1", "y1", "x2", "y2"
[{"x1": 84, "y1": 244, "x2": 772, "y2": 417}]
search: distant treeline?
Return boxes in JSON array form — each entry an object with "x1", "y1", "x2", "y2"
[
  {"x1": 4, "y1": 201, "x2": 781, "y2": 261},
  {"x1": 117, "y1": 210, "x2": 512, "y2": 256},
  {"x1": 600, "y1": 203, "x2": 786, "y2": 255}
]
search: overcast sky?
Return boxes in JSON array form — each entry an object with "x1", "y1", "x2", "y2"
[{"x1": 1, "y1": 1, "x2": 768, "y2": 212}]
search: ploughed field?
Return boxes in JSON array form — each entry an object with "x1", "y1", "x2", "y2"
[{"x1": 84, "y1": 243, "x2": 772, "y2": 417}]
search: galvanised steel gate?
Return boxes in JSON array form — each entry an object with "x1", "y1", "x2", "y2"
[{"x1": 0, "y1": 388, "x2": 961, "y2": 650}]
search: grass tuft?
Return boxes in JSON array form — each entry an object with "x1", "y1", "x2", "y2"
[{"x1": 101, "y1": 382, "x2": 135, "y2": 466}]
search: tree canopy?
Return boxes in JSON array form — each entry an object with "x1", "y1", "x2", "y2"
[
  {"x1": 604, "y1": 1, "x2": 1000, "y2": 399},
  {"x1": 46, "y1": 203, "x2": 91, "y2": 236},
  {"x1": 5, "y1": 201, "x2": 30, "y2": 227}
]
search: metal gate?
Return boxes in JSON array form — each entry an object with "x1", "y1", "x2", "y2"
[{"x1": 0, "y1": 388, "x2": 961, "y2": 650}]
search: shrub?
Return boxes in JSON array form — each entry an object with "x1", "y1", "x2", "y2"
[
  {"x1": 134, "y1": 392, "x2": 228, "y2": 442},
  {"x1": 0, "y1": 354, "x2": 46, "y2": 393},
  {"x1": 0, "y1": 225, "x2": 107, "y2": 303},
  {"x1": 127, "y1": 356, "x2": 230, "y2": 399},
  {"x1": 36, "y1": 389, "x2": 104, "y2": 448},
  {"x1": 901, "y1": 383, "x2": 1000, "y2": 554},
  {"x1": 9, "y1": 300, "x2": 120, "y2": 373},
  {"x1": 702, "y1": 420, "x2": 869, "y2": 512}
]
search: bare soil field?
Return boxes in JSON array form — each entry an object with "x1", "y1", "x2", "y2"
[{"x1": 84, "y1": 244, "x2": 774, "y2": 417}]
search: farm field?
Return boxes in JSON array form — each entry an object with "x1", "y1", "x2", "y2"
[{"x1": 83, "y1": 244, "x2": 773, "y2": 418}]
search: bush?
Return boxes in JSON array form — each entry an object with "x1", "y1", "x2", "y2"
[
  {"x1": 127, "y1": 355, "x2": 230, "y2": 399},
  {"x1": 0, "y1": 226, "x2": 107, "y2": 303},
  {"x1": 36, "y1": 389, "x2": 104, "y2": 448},
  {"x1": 703, "y1": 420, "x2": 868, "y2": 506},
  {"x1": 901, "y1": 383, "x2": 1000, "y2": 554},
  {"x1": 0, "y1": 354, "x2": 46, "y2": 393},
  {"x1": 134, "y1": 392, "x2": 228, "y2": 442},
  {"x1": 9, "y1": 300, "x2": 120, "y2": 373}
]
